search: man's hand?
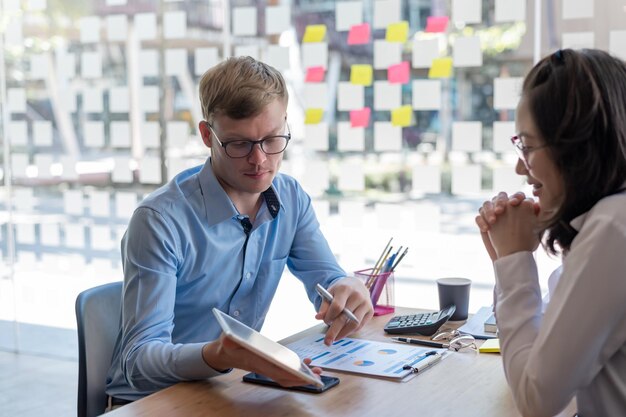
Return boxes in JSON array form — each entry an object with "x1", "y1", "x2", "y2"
[
  {"x1": 201, "y1": 335, "x2": 322, "y2": 387},
  {"x1": 315, "y1": 276, "x2": 374, "y2": 345}
]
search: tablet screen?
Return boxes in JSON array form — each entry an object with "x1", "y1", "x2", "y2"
[{"x1": 212, "y1": 308, "x2": 323, "y2": 387}]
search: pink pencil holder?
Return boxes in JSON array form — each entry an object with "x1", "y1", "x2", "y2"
[{"x1": 354, "y1": 268, "x2": 395, "y2": 316}]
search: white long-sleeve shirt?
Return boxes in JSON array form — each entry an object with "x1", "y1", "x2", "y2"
[{"x1": 494, "y1": 190, "x2": 626, "y2": 417}]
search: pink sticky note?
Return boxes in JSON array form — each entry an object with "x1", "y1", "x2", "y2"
[
  {"x1": 347, "y1": 23, "x2": 370, "y2": 45},
  {"x1": 388, "y1": 61, "x2": 410, "y2": 84},
  {"x1": 305, "y1": 66, "x2": 326, "y2": 83},
  {"x1": 350, "y1": 107, "x2": 371, "y2": 128},
  {"x1": 425, "y1": 16, "x2": 449, "y2": 33}
]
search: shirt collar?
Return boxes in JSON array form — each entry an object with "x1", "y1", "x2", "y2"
[
  {"x1": 199, "y1": 158, "x2": 283, "y2": 227},
  {"x1": 570, "y1": 181, "x2": 626, "y2": 231}
]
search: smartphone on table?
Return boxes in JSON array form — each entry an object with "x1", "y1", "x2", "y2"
[{"x1": 242, "y1": 372, "x2": 340, "y2": 393}]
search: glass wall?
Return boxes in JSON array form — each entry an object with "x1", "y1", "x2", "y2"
[{"x1": 1, "y1": 0, "x2": 625, "y2": 355}]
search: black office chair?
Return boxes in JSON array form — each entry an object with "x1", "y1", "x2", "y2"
[{"x1": 75, "y1": 281, "x2": 123, "y2": 417}]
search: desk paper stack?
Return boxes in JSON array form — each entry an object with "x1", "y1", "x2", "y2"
[{"x1": 287, "y1": 334, "x2": 447, "y2": 382}]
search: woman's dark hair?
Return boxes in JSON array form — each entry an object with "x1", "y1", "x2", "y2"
[{"x1": 522, "y1": 49, "x2": 626, "y2": 254}]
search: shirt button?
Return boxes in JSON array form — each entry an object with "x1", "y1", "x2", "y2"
[
  {"x1": 246, "y1": 272, "x2": 251, "y2": 279},
  {"x1": 233, "y1": 310, "x2": 240, "y2": 317}
]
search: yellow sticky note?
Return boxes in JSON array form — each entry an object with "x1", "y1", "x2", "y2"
[
  {"x1": 303, "y1": 24, "x2": 327, "y2": 43},
  {"x1": 305, "y1": 108, "x2": 324, "y2": 124},
  {"x1": 391, "y1": 105, "x2": 412, "y2": 127},
  {"x1": 478, "y1": 338, "x2": 500, "y2": 353},
  {"x1": 386, "y1": 21, "x2": 409, "y2": 43},
  {"x1": 428, "y1": 57, "x2": 453, "y2": 78},
  {"x1": 350, "y1": 64, "x2": 373, "y2": 86}
]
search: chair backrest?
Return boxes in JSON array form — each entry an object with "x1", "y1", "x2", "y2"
[{"x1": 75, "y1": 281, "x2": 123, "y2": 417}]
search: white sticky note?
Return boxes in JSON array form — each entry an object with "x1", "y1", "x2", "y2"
[
  {"x1": 84, "y1": 121, "x2": 105, "y2": 147},
  {"x1": 373, "y1": 0, "x2": 401, "y2": 29},
  {"x1": 28, "y1": 0, "x2": 47, "y2": 10},
  {"x1": 106, "y1": 0, "x2": 126, "y2": 5},
  {"x1": 109, "y1": 86, "x2": 129, "y2": 113},
  {"x1": 135, "y1": 13, "x2": 157, "y2": 40},
  {"x1": 233, "y1": 7, "x2": 257, "y2": 36},
  {"x1": 234, "y1": 45, "x2": 259, "y2": 60},
  {"x1": 195, "y1": 47, "x2": 219, "y2": 76},
  {"x1": 64, "y1": 224, "x2": 85, "y2": 249},
  {"x1": 30, "y1": 53, "x2": 49, "y2": 80},
  {"x1": 9, "y1": 121, "x2": 28, "y2": 146},
  {"x1": 495, "y1": 0, "x2": 526, "y2": 22},
  {"x1": 412, "y1": 165, "x2": 441, "y2": 193},
  {"x1": 64, "y1": 190, "x2": 84, "y2": 215},
  {"x1": 5, "y1": 18, "x2": 23, "y2": 46},
  {"x1": 493, "y1": 77, "x2": 522, "y2": 110},
  {"x1": 609, "y1": 31, "x2": 626, "y2": 61},
  {"x1": 165, "y1": 49, "x2": 188, "y2": 76},
  {"x1": 301, "y1": 160, "x2": 329, "y2": 197},
  {"x1": 115, "y1": 192, "x2": 138, "y2": 219},
  {"x1": 304, "y1": 123, "x2": 329, "y2": 151},
  {"x1": 338, "y1": 201, "x2": 365, "y2": 228},
  {"x1": 81, "y1": 51, "x2": 102, "y2": 78},
  {"x1": 266, "y1": 5, "x2": 291, "y2": 35},
  {"x1": 304, "y1": 83, "x2": 328, "y2": 108},
  {"x1": 412, "y1": 202, "x2": 441, "y2": 232},
  {"x1": 302, "y1": 43, "x2": 328, "y2": 69},
  {"x1": 139, "y1": 49, "x2": 159, "y2": 77},
  {"x1": 338, "y1": 163, "x2": 365, "y2": 191},
  {"x1": 493, "y1": 121, "x2": 516, "y2": 153},
  {"x1": 452, "y1": 0, "x2": 482, "y2": 24},
  {"x1": 112, "y1": 157, "x2": 133, "y2": 183},
  {"x1": 40, "y1": 223, "x2": 61, "y2": 246},
  {"x1": 562, "y1": 0, "x2": 594, "y2": 19},
  {"x1": 60, "y1": 156, "x2": 78, "y2": 181},
  {"x1": 91, "y1": 225, "x2": 114, "y2": 251},
  {"x1": 33, "y1": 121, "x2": 53, "y2": 146},
  {"x1": 493, "y1": 166, "x2": 524, "y2": 193},
  {"x1": 412, "y1": 79, "x2": 441, "y2": 110},
  {"x1": 374, "y1": 122, "x2": 402, "y2": 152},
  {"x1": 110, "y1": 121, "x2": 131, "y2": 148},
  {"x1": 412, "y1": 39, "x2": 439, "y2": 69},
  {"x1": 11, "y1": 154, "x2": 29, "y2": 178},
  {"x1": 374, "y1": 81, "x2": 401, "y2": 111},
  {"x1": 336, "y1": 1, "x2": 363, "y2": 31},
  {"x1": 141, "y1": 121, "x2": 160, "y2": 148},
  {"x1": 374, "y1": 40, "x2": 402, "y2": 69},
  {"x1": 453, "y1": 36, "x2": 482, "y2": 67},
  {"x1": 80, "y1": 16, "x2": 101, "y2": 43},
  {"x1": 451, "y1": 165, "x2": 481, "y2": 195},
  {"x1": 163, "y1": 11, "x2": 186, "y2": 39},
  {"x1": 90, "y1": 190, "x2": 111, "y2": 217},
  {"x1": 562, "y1": 32, "x2": 595, "y2": 49},
  {"x1": 12, "y1": 188, "x2": 34, "y2": 211},
  {"x1": 83, "y1": 87, "x2": 103, "y2": 113},
  {"x1": 34, "y1": 154, "x2": 53, "y2": 178},
  {"x1": 375, "y1": 203, "x2": 404, "y2": 230},
  {"x1": 8, "y1": 88, "x2": 26, "y2": 113},
  {"x1": 16, "y1": 223, "x2": 36, "y2": 245},
  {"x1": 337, "y1": 122, "x2": 365, "y2": 152},
  {"x1": 63, "y1": 89, "x2": 77, "y2": 113},
  {"x1": 57, "y1": 52, "x2": 76, "y2": 79},
  {"x1": 263, "y1": 45, "x2": 290, "y2": 71},
  {"x1": 106, "y1": 14, "x2": 128, "y2": 42},
  {"x1": 166, "y1": 121, "x2": 189, "y2": 149},
  {"x1": 452, "y1": 121, "x2": 482, "y2": 152},
  {"x1": 140, "y1": 86, "x2": 159, "y2": 113},
  {"x1": 139, "y1": 156, "x2": 162, "y2": 184},
  {"x1": 337, "y1": 82, "x2": 364, "y2": 111},
  {"x1": 2, "y1": 0, "x2": 19, "y2": 12},
  {"x1": 166, "y1": 157, "x2": 189, "y2": 181}
]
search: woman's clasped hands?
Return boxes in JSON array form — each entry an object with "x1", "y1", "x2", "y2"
[{"x1": 475, "y1": 191, "x2": 541, "y2": 261}]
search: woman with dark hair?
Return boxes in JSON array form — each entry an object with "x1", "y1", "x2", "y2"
[{"x1": 476, "y1": 49, "x2": 626, "y2": 416}]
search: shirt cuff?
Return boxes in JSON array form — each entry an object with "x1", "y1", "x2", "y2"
[
  {"x1": 174, "y1": 343, "x2": 232, "y2": 379},
  {"x1": 493, "y1": 251, "x2": 539, "y2": 293}
]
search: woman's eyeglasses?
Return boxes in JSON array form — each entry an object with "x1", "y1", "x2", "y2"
[
  {"x1": 510, "y1": 135, "x2": 549, "y2": 170},
  {"x1": 431, "y1": 329, "x2": 478, "y2": 353}
]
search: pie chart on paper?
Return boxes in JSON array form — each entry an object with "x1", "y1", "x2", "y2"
[
  {"x1": 354, "y1": 360, "x2": 375, "y2": 366},
  {"x1": 378, "y1": 349, "x2": 397, "y2": 355}
]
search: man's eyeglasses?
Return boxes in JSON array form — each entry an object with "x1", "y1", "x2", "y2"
[
  {"x1": 510, "y1": 135, "x2": 549, "y2": 169},
  {"x1": 207, "y1": 122, "x2": 291, "y2": 158}
]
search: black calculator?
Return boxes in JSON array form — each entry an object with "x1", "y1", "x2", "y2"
[{"x1": 383, "y1": 305, "x2": 457, "y2": 336}]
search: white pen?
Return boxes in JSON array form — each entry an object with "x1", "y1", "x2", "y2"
[
  {"x1": 402, "y1": 351, "x2": 443, "y2": 374},
  {"x1": 315, "y1": 283, "x2": 360, "y2": 324}
]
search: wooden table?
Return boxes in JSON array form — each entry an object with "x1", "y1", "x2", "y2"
[{"x1": 103, "y1": 307, "x2": 575, "y2": 417}]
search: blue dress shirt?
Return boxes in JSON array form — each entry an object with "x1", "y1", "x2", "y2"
[{"x1": 105, "y1": 159, "x2": 345, "y2": 399}]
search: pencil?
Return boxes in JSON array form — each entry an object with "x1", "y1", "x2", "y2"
[
  {"x1": 371, "y1": 237, "x2": 393, "y2": 273},
  {"x1": 368, "y1": 245, "x2": 393, "y2": 288},
  {"x1": 391, "y1": 247, "x2": 408, "y2": 272}
]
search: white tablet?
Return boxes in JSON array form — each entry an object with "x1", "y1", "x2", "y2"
[{"x1": 212, "y1": 308, "x2": 324, "y2": 387}]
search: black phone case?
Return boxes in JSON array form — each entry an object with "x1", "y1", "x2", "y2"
[{"x1": 242, "y1": 373, "x2": 340, "y2": 393}]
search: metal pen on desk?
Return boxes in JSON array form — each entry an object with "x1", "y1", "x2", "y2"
[
  {"x1": 316, "y1": 283, "x2": 360, "y2": 324},
  {"x1": 390, "y1": 336, "x2": 445, "y2": 349},
  {"x1": 402, "y1": 350, "x2": 443, "y2": 374}
]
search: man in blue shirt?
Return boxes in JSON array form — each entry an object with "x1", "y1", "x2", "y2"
[{"x1": 105, "y1": 56, "x2": 373, "y2": 407}]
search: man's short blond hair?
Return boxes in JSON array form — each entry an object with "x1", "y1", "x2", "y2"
[{"x1": 199, "y1": 56, "x2": 288, "y2": 122}]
